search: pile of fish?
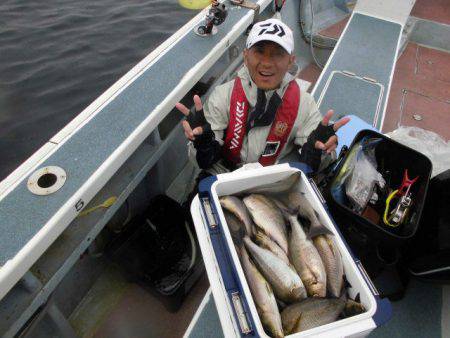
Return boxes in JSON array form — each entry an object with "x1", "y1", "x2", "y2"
[{"x1": 219, "y1": 174, "x2": 365, "y2": 338}]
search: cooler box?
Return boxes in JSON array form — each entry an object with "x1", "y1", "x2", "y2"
[{"x1": 190, "y1": 163, "x2": 391, "y2": 337}]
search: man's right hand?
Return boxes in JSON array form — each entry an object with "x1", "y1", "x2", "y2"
[
  {"x1": 176, "y1": 95, "x2": 207, "y2": 141},
  {"x1": 176, "y1": 95, "x2": 221, "y2": 170}
]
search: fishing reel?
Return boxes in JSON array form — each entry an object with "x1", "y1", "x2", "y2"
[{"x1": 195, "y1": 1, "x2": 228, "y2": 36}]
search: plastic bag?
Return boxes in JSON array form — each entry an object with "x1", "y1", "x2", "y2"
[
  {"x1": 386, "y1": 126, "x2": 450, "y2": 177},
  {"x1": 345, "y1": 139, "x2": 385, "y2": 213},
  {"x1": 331, "y1": 136, "x2": 384, "y2": 207}
]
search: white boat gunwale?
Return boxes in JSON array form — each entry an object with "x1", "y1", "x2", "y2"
[{"x1": 0, "y1": 0, "x2": 272, "y2": 305}]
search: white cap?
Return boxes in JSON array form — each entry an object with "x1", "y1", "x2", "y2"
[{"x1": 246, "y1": 18, "x2": 294, "y2": 54}]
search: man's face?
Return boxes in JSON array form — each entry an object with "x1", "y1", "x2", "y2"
[{"x1": 243, "y1": 41, "x2": 295, "y2": 91}]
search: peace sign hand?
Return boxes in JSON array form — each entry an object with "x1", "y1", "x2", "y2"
[
  {"x1": 176, "y1": 95, "x2": 209, "y2": 141},
  {"x1": 313, "y1": 110, "x2": 350, "y2": 154}
]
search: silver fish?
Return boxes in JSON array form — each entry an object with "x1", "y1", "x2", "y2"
[
  {"x1": 244, "y1": 236, "x2": 306, "y2": 303},
  {"x1": 286, "y1": 191, "x2": 330, "y2": 238},
  {"x1": 287, "y1": 214, "x2": 327, "y2": 298},
  {"x1": 281, "y1": 298, "x2": 346, "y2": 334},
  {"x1": 239, "y1": 246, "x2": 284, "y2": 338},
  {"x1": 243, "y1": 194, "x2": 288, "y2": 254},
  {"x1": 220, "y1": 196, "x2": 255, "y2": 237},
  {"x1": 223, "y1": 210, "x2": 246, "y2": 245},
  {"x1": 254, "y1": 231, "x2": 290, "y2": 266},
  {"x1": 312, "y1": 234, "x2": 344, "y2": 298},
  {"x1": 341, "y1": 296, "x2": 366, "y2": 318}
]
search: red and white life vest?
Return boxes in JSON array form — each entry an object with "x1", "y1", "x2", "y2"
[{"x1": 223, "y1": 77, "x2": 300, "y2": 166}]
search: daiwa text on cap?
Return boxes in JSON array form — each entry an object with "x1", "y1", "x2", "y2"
[{"x1": 246, "y1": 18, "x2": 294, "y2": 54}]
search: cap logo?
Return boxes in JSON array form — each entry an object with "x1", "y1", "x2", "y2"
[{"x1": 258, "y1": 23, "x2": 286, "y2": 37}]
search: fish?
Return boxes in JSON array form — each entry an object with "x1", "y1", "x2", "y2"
[
  {"x1": 254, "y1": 231, "x2": 290, "y2": 266},
  {"x1": 239, "y1": 246, "x2": 284, "y2": 338},
  {"x1": 312, "y1": 234, "x2": 344, "y2": 298},
  {"x1": 341, "y1": 294, "x2": 366, "y2": 318},
  {"x1": 223, "y1": 210, "x2": 246, "y2": 245},
  {"x1": 241, "y1": 173, "x2": 300, "y2": 195},
  {"x1": 281, "y1": 297, "x2": 346, "y2": 334},
  {"x1": 285, "y1": 191, "x2": 331, "y2": 238},
  {"x1": 220, "y1": 196, "x2": 255, "y2": 237},
  {"x1": 244, "y1": 236, "x2": 306, "y2": 303},
  {"x1": 243, "y1": 194, "x2": 288, "y2": 254},
  {"x1": 287, "y1": 214, "x2": 327, "y2": 297}
]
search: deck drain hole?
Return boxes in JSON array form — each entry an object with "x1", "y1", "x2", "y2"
[
  {"x1": 28, "y1": 166, "x2": 67, "y2": 195},
  {"x1": 37, "y1": 173, "x2": 57, "y2": 188}
]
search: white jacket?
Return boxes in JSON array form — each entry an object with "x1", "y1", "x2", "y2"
[{"x1": 190, "y1": 66, "x2": 323, "y2": 174}]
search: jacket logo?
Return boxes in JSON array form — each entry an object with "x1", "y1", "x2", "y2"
[
  {"x1": 230, "y1": 101, "x2": 245, "y2": 149},
  {"x1": 274, "y1": 121, "x2": 288, "y2": 137},
  {"x1": 258, "y1": 23, "x2": 286, "y2": 37}
]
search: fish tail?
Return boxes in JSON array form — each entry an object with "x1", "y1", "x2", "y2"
[{"x1": 308, "y1": 220, "x2": 333, "y2": 238}]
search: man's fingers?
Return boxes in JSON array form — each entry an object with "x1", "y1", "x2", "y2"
[
  {"x1": 323, "y1": 135, "x2": 337, "y2": 149},
  {"x1": 182, "y1": 120, "x2": 194, "y2": 140},
  {"x1": 193, "y1": 126, "x2": 203, "y2": 136},
  {"x1": 193, "y1": 95, "x2": 203, "y2": 112},
  {"x1": 321, "y1": 109, "x2": 334, "y2": 126},
  {"x1": 333, "y1": 116, "x2": 351, "y2": 131},
  {"x1": 326, "y1": 143, "x2": 337, "y2": 154},
  {"x1": 315, "y1": 140, "x2": 326, "y2": 150},
  {"x1": 176, "y1": 102, "x2": 190, "y2": 116},
  {"x1": 316, "y1": 135, "x2": 338, "y2": 153}
]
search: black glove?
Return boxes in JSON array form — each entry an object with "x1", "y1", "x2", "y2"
[
  {"x1": 299, "y1": 141, "x2": 321, "y2": 172},
  {"x1": 299, "y1": 122, "x2": 336, "y2": 172},
  {"x1": 307, "y1": 122, "x2": 335, "y2": 145},
  {"x1": 185, "y1": 107, "x2": 208, "y2": 130},
  {"x1": 193, "y1": 127, "x2": 222, "y2": 170}
]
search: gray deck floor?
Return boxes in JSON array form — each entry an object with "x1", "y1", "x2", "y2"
[
  {"x1": 184, "y1": 279, "x2": 448, "y2": 338},
  {"x1": 68, "y1": 262, "x2": 209, "y2": 338}
]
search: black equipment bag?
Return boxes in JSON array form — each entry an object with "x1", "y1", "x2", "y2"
[
  {"x1": 319, "y1": 129, "x2": 433, "y2": 300},
  {"x1": 406, "y1": 169, "x2": 450, "y2": 282}
]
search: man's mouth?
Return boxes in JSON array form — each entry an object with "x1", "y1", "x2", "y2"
[{"x1": 258, "y1": 71, "x2": 274, "y2": 78}]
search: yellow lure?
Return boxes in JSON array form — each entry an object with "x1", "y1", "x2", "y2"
[
  {"x1": 78, "y1": 196, "x2": 118, "y2": 217},
  {"x1": 383, "y1": 189, "x2": 400, "y2": 227}
]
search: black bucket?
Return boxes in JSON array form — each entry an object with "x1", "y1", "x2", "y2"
[
  {"x1": 108, "y1": 195, "x2": 204, "y2": 312},
  {"x1": 322, "y1": 130, "x2": 432, "y2": 299},
  {"x1": 406, "y1": 169, "x2": 450, "y2": 282},
  {"x1": 326, "y1": 129, "x2": 432, "y2": 250}
]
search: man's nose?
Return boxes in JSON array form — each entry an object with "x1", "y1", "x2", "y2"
[{"x1": 259, "y1": 51, "x2": 274, "y2": 65}]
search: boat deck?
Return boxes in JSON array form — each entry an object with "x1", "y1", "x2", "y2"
[
  {"x1": 411, "y1": 0, "x2": 450, "y2": 26},
  {"x1": 74, "y1": 1, "x2": 450, "y2": 337},
  {"x1": 7, "y1": 0, "x2": 450, "y2": 337},
  {"x1": 81, "y1": 268, "x2": 209, "y2": 338},
  {"x1": 319, "y1": 16, "x2": 349, "y2": 40},
  {"x1": 299, "y1": 41, "x2": 450, "y2": 140},
  {"x1": 383, "y1": 42, "x2": 450, "y2": 139}
]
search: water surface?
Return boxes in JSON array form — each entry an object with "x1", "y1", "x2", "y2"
[{"x1": 0, "y1": 0, "x2": 196, "y2": 181}]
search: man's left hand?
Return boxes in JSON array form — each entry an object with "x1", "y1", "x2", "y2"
[{"x1": 314, "y1": 110, "x2": 350, "y2": 154}]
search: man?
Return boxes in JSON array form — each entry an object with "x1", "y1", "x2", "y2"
[{"x1": 176, "y1": 18, "x2": 349, "y2": 177}]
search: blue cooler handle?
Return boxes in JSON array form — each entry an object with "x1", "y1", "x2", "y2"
[
  {"x1": 355, "y1": 260, "x2": 392, "y2": 327},
  {"x1": 198, "y1": 176, "x2": 259, "y2": 337}
]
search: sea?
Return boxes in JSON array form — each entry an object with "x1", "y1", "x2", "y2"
[{"x1": 0, "y1": 0, "x2": 197, "y2": 181}]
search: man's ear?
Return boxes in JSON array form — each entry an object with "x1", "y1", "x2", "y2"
[
  {"x1": 289, "y1": 54, "x2": 296, "y2": 67},
  {"x1": 243, "y1": 49, "x2": 249, "y2": 67}
]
